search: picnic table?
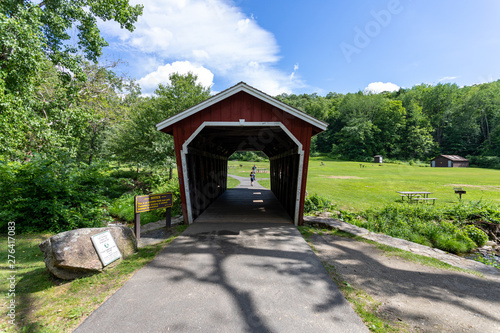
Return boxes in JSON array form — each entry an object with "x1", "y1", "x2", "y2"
[{"x1": 397, "y1": 191, "x2": 433, "y2": 202}]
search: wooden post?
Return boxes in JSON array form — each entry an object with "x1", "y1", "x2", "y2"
[
  {"x1": 166, "y1": 207, "x2": 172, "y2": 229},
  {"x1": 134, "y1": 195, "x2": 141, "y2": 240}
]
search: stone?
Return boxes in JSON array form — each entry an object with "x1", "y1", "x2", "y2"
[
  {"x1": 318, "y1": 212, "x2": 334, "y2": 218},
  {"x1": 39, "y1": 227, "x2": 137, "y2": 280}
]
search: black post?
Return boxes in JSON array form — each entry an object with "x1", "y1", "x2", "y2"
[
  {"x1": 134, "y1": 195, "x2": 141, "y2": 240},
  {"x1": 134, "y1": 212, "x2": 140, "y2": 240},
  {"x1": 166, "y1": 207, "x2": 172, "y2": 230}
]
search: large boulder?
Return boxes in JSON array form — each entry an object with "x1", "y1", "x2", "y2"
[{"x1": 39, "y1": 227, "x2": 137, "y2": 280}]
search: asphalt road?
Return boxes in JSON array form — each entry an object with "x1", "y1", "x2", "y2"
[{"x1": 74, "y1": 222, "x2": 368, "y2": 333}]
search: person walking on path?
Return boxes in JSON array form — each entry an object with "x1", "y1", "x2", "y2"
[
  {"x1": 252, "y1": 164, "x2": 257, "y2": 173},
  {"x1": 250, "y1": 171, "x2": 255, "y2": 186}
]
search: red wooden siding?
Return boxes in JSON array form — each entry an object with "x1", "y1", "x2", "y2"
[{"x1": 161, "y1": 90, "x2": 323, "y2": 225}]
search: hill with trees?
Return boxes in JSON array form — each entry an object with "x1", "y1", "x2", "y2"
[{"x1": 277, "y1": 81, "x2": 500, "y2": 168}]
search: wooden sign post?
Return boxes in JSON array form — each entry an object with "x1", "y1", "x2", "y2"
[{"x1": 134, "y1": 193, "x2": 173, "y2": 240}]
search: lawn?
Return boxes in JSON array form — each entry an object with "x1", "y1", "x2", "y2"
[
  {"x1": 306, "y1": 157, "x2": 500, "y2": 211},
  {"x1": 228, "y1": 160, "x2": 271, "y2": 188},
  {"x1": 229, "y1": 157, "x2": 500, "y2": 211}
]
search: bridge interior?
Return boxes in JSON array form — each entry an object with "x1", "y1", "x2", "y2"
[
  {"x1": 185, "y1": 125, "x2": 301, "y2": 223},
  {"x1": 194, "y1": 176, "x2": 292, "y2": 224}
]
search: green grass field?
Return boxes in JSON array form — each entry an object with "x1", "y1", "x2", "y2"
[
  {"x1": 307, "y1": 156, "x2": 500, "y2": 211},
  {"x1": 229, "y1": 157, "x2": 500, "y2": 212}
]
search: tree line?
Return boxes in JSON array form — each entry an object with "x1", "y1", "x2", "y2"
[{"x1": 277, "y1": 81, "x2": 500, "y2": 167}]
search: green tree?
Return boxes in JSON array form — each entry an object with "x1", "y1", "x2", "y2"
[
  {"x1": 105, "y1": 73, "x2": 211, "y2": 170},
  {"x1": 0, "y1": 0, "x2": 143, "y2": 160},
  {"x1": 397, "y1": 87, "x2": 436, "y2": 159},
  {"x1": 421, "y1": 83, "x2": 460, "y2": 147},
  {"x1": 74, "y1": 62, "x2": 141, "y2": 165}
]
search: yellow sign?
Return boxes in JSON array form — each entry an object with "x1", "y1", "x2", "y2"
[{"x1": 135, "y1": 193, "x2": 173, "y2": 213}]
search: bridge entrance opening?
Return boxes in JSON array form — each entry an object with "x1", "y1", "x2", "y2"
[{"x1": 156, "y1": 82, "x2": 327, "y2": 226}]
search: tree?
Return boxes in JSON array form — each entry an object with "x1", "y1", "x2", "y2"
[
  {"x1": 1, "y1": 0, "x2": 142, "y2": 91},
  {"x1": 74, "y1": 62, "x2": 141, "y2": 165},
  {"x1": 421, "y1": 83, "x2": 460, "y2": 147},
  {"x1": 105, "y1": 73, "x2": 211, "y2": 171},
  {"x1": 0, "y1": 0, "x2": 143, "y2": 161}
]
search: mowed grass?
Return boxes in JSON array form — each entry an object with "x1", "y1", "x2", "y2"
[
  {"x1": 228, "y1": 157, "x2": 500, "y2": 211},
  {"x1": 306, "y1": 156, "x2": 500, "y2": 211},
  {"x1": 228, "y1": 160, "x2": 271, "y2": 188}
]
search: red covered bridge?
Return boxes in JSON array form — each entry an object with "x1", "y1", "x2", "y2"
[{"x1": 156, "y1": 82, "x2": 327, "y2": 225}]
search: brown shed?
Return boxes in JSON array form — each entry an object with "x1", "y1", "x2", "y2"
[
  {"x1": 156, "y1": 82, "x2": 327, "y2": 225},
  {"x1": 431, "y1": 155, "x2": 469, "y2": 167}
]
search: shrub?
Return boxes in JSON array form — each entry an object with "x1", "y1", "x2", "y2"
[
  {"x1": 467, "y1": 155, "x2": 500, "y2": 169},
  {"x1": 358, "y1": 204, "x2": 484, "y2": 253},
  {"x1": 462, "y1": 225, "x2": 489, "y2": 247},
  {"x1": 0, "y1": 153, "x2": 115, "y2": 233},
  {"x1": 304, "y1": 193, "x2": 335, "y2": 213},
  {"x1": 229, "y1": 151, "x2": 268, "y2": 162},
  {"x1": 108, "y1": 178, "x2": 182, "y2": 224}
]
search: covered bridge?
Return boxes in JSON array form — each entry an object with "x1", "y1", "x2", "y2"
[{"x1": 156, "y1": 82, "x2": 327, "y2": 225}]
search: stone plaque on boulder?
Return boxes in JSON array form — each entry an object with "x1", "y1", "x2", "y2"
[{"x1": 39, "y1": 227, "x2": 137, "y2": 280}]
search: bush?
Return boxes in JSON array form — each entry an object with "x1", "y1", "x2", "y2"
[
  {"x1": 462, "y1": 225, "x2": 489, "y2": 247},
  {"x1": 356, "y1": 204, "x2": 484, "y2": 253},
  {"x1": 0, "y1": 153, "x2": 115, "y2": 233},
  {"x1": 467, "y1": 155, "x2": 500, "y2": 169},
  {"x1": 304, "y1": 193, "x2": 335, "y2": 213},
  {"x1": 229, "y1": 151, "x2": 268, "y2": 162},
  {"x1": 108, "y1": 178, "x2": 182, "y2": 224}
]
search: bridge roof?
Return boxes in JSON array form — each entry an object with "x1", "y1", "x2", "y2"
[{"x1": 156, "y1": 82, "x2": 328, "y2": 134}]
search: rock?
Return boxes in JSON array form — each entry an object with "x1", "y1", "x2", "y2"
[
  {"x1": 485, "y1": 241, "x2": 497, "y2": 247},
  {"x1": 318, "y1": 212, "x2": 334, "y2": 218},
  {"x1": 39, "y1": 227, "x2": 137, "y2": 280}
]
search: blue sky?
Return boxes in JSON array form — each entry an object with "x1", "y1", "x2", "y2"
[{"x1": 97, "y1": 0, "x2": 500, "y2": 96}]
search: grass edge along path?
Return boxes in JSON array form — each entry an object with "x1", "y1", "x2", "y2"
[
  {"x1": 299, "y1": 227, "x2": 406, "y2": 332},
  {"x1": 0, "y1": 225, "x2": 188, "y2": 333}
]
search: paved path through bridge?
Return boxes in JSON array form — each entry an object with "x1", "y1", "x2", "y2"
[
  {"x1": 75, "y1": 223, "x2": 367, "y2": 332},
  {"x1": 75, "y1": 176, "x2": 368, "y2": 332}
]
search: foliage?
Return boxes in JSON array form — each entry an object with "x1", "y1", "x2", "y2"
[
  {"x1": 0, "y1": 153, "x2": 116, "y2": 233},
  {"x1": 229, "y1": 151, "x2": 268, "y2": 162},
  {"x1": 303, "y1": 187, "x2": 499, "y2": 254},
  {"x1": 350, "y1": 202, "x2": 499, "y2": 254},
  {"x1": 108, "y1": 178, "x2": 182, "y2": 224},
  {"x1": 1, "y1": 0, "x2": 142, "y2": 91},
  {"x1": 467, "y1": 155, "x2": 500, "y2": 169},
  {"x1": 278, "y1": 81, "x2": 500, "y2": 163},
  {"x1": 105, "y1": 73, "x2": 210, "y2": 169},
  {"x1": 462, "y1": 225, "x2": 488, "y2": 247},
  {"x1": 1, "y1": 1, "x2": 143, "y2": 161},
  {"x1": 304, "y1": 193, "x2": 336, "y2": 213}
]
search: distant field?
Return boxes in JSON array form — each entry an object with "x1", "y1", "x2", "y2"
[{"x1": 228, "y1": 158, "x2": 500, "y2": 211}]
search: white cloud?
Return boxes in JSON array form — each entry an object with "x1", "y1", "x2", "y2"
[
  {"x1": 364, "y1": 82, "x2": 400, "y2": 94},
  {"x1": 98, "y1": 0, "x2": 298, "y2": 95},
  {"x1": 437, "y1": 76, "x2": 458, "y2": 83},
  {"x1": 137, "y1": 61, "x2": 214, "y2": 95}
]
